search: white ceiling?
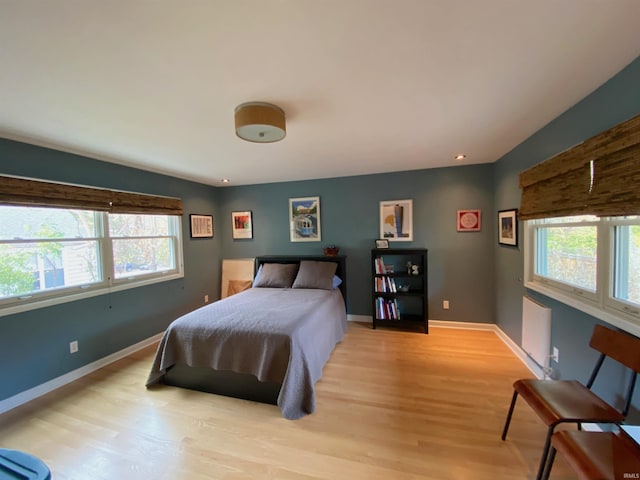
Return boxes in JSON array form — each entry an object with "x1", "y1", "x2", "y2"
[{"x1": 1, "y1": 1, "x2": 640, "y2": 187}]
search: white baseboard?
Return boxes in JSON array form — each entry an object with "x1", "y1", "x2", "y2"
[
  {"x1": 0, "y1": 332, "x2": 163, "y2": 415},
  {"x1": 429, "y1": 319, "x2": 497, "y2": 331},
  {"x1": 492, "y1": 325, "x2": 545, "y2": 379}
]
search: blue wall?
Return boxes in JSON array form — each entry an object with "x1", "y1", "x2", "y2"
[
  {"x1": 493, "y1": 55, "x2": 640, "y2": 421},
  {"x1": 218, "y1": 165, "x2": 496, "y2": 322},
  {"x1": 0, "y1": 140, "x2": 221, "y2": 401}
]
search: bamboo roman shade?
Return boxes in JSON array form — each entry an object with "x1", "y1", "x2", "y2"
[
  {"x1": 519, "y1": 113, "x2": 640, "y2": 220},
  {"x1": 0, "y1": 175, "x2": 183, "y2": 215}
]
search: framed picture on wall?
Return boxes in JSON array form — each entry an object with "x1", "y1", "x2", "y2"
[
  {"x1": 498, "y1": 209, "x2": 518, "y2": 246},
  {"x1": 457, "y1": 209, "x2": 481, "y2": 232},
  {"x1": 190, "y1": 214, "x2": 213, "y2": 238},
  {"x1": 289, "y1": 196, "x2": 321, "y2": 242},
  {"x1": 379, "y1": 199, "x2": 413, "y2": 241},
  {"x1": 231, "y1": 211, "x2": 253, "y2": 239}
]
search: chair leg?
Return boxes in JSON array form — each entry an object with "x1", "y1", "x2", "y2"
[
  {"x1": 501, "y1": 390, "x2": 519, "y2": 441},
  {"x1": 535, "y1": 426, "x2": 555, "y2": 480},
  {"x1": 540, "y1": 447, "x2": 557, "y2": 480}
]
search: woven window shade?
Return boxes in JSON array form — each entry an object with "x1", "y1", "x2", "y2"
[
  {"x1": 519, "y1": 114, "x2": 640, "y2": 220},
  {"x1": 109, "y1": 190, "x2": 183, "y2": 215},
  {"x1": 0, "y1": 175, "x2": 183, "y2": 215}
]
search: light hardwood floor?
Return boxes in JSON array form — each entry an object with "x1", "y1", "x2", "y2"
[{"x1": 0, "y1": 323, "x2": 575, "y2": 479}]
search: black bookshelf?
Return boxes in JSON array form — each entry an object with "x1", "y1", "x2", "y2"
[{"x1": 371, "y1": 248, "x2": 428, "y2": 334}]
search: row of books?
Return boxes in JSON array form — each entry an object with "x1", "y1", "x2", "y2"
[
  {"x1": 375, "y1": 297, "x2": 400, "y2": 320},
  {"x1": 373, "y1": 257, "x2": 394, "y2": 274},
  {"x1": 374, "y1": 275, "x2": 397, "y2": 293}
]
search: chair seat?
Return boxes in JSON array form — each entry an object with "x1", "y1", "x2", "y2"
[
  {"x1": 551, "y1": 430, "x2": 640, "y2": 480},
  {"x1": 514, "y1": 379, "x2": 625, "y2": 427}
]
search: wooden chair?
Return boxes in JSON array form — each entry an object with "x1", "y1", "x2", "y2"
[
  {"x1": 540, "y1": 428, "x2": 640, "y2": 480},
  {"x1": 501, "y1": 324, "x2": 640, "y2": 480}
]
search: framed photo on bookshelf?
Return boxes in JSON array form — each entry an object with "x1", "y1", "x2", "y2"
[{"x1": 375, "y1": 238, "x2": 390, "y2": 249}]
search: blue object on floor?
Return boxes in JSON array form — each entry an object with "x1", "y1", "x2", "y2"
[{"x1": 0, "y1": 449, "x2": 51, "y2": 480}]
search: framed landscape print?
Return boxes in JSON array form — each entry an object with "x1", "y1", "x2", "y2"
[
  {"x1": 231, "y1": 211, "x2": 253, "y2": 239},
  {"x1": 289, "y1": 196, "x2": 321, "y2": 242},
  {"x1": 498, "y1": 209, "x2": 518, "y2": 246},
  {"x1": 380, "y1": 199, "x2": 413, "y2": 241}
]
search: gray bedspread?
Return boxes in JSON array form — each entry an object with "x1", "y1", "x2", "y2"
[{"x1": 146, "y1": 287, "x2": 347, "y2": 419}]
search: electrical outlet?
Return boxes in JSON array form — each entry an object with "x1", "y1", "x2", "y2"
[
  {"x1": 69, "y1": 340, "x2": 78, "y2": 354},
  {"x1": 204, "y1": 294, "x2": 209, "y2": 303},
  {"x1": 552, "y1": 346, "x2": 559, "y2": 363},
  {"x1": 443, "y1": 300, "x2": 450, "y2": 310}
]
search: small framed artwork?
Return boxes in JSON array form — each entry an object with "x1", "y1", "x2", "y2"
[
  {"x1": 375, "y1": 238, "x2": 390, "y2": 249},
  {"x1": 231, "y1": 211, "x2": 253, "y2": 239},
  {"x1": 289, "y1": 196, "x2": 321, "y2": 242},
  {"x1": 380, "y1": 199, "x2": 413, "y2": 241},
  {"x1": 190, "y1": 214, "x2": 214, "y2": 238},
  {"x1": 457, "y1": 209, "x2": 481, "y2": 232},
  {"x1": 498, "y1": 209, "x2": 518, "y2": 246}
]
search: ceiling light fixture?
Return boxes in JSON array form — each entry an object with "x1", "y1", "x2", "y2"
[
  {"x1": 235, "y1": 102, "x2": 286, "y2": 143},
  {"x1": 455, "y1": 154, "x2": 467, "y2": 160}
]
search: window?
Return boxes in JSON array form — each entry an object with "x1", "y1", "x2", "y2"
[
  {"x1": 109, "y1": 214, "x2": 177, "y2": 280},
  {"x1": 533, "y1": 215, "x2": 599, "y2": 299},
  {"x1": 0, "y1": 205, "x2": 183, "y2": 315},
  {"x1": 611, "y1": 219, "x2": 640, "y2": 315},
  {"x1": 525, "y1": 215, "x2": 640, "y2": 333}
]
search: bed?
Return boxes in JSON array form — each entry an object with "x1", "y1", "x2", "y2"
[{"x1": 146, "y1": 255, "x2": 347, "y2": 420}]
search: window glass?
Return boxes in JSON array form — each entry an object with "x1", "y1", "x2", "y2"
[
  {"x1": 0, "y1": 206, "x2": 96, "y2": 240},
  {"x1": 0, "y1": 206, "x2": 102, "y2": 300},
  {"x1": 614, "y1": 225, "x2": 640, "y2": 305},
  {"x1": 539, "y1": 215, "x2": 598, "y2": 224},
  {"x1": 535, "y1": 224, "x2": 597, "y2": 292},
  {"x1": 109, "y1": 214, "x2": 169, "y2": 237},
  {"x1": 109, "y1": 214, "x2": 176, "y2": 280},
  {"x1": 113, "y1": 238, "x2": 174, "y2": 278}
]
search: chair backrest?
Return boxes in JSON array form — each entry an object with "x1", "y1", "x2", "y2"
[
  {"x1": 588, "y1": 324, "x2": 640, "y2": 416},
  {"x1": 589, "y1": 324, "x2": 640, "y2": 373}
]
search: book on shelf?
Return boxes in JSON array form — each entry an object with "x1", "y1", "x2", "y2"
[
  {"x1": 374, "y1": 257, "x2": 383, "y2": 274},
  {"x1": 375, "y1": 297, "x2": 400, "y2": 320},
  {"x1": 374, "y1": 276, "x2": 397, "y2": 293},
  {"x1": 374, "y1": 257, "x2": 395, "y2": 274}
]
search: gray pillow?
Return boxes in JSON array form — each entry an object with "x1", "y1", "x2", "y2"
[
  {"x1": 252, "y1": 263, "x2": 298, "y2": 288},
  {"x1": 292, "y1": 260, "x2": 338, "y2": 290}
]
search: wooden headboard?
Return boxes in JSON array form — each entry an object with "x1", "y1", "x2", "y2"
[{"x1": 254, "y1": 255, "x2": 347, "y2": 304}]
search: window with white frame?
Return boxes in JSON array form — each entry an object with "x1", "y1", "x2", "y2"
[
  {"x1": 0, "y1": 205, "x2": 183, "y2": 315},
  {"x1": 525, "y1": 215, "x2": 640, "y2": 333}
]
